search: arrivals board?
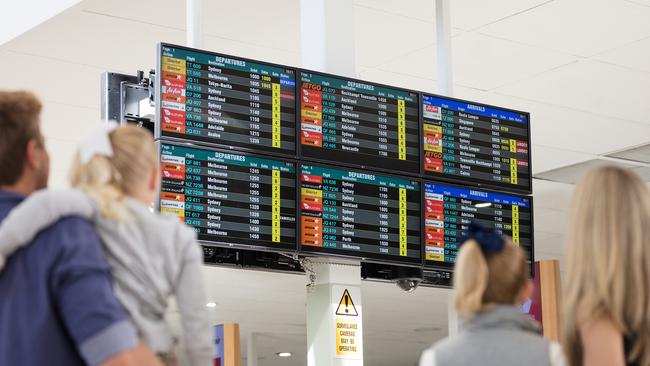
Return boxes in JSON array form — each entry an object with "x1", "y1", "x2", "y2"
[
  {"x1": 157, "y1": 44, "x2": 297, "y2": 156},
  {"x1": 299, "y1": 164, "x2": 421, "y2": 264},
  {"x1": 159, "y1": 142, "x2": 297, "y2": 250},
  {"x1": 422, "y1": 95, "x2": 531, "y2": 193},
  {"x1": 299, "y1": 71, "x2": 420, "y2": 175},
  {"x1": 423, "y1": 182, "x2": 533, "y2": 267}
]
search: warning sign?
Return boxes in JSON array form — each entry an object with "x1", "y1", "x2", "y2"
[
  {"x1": 333, "y1": 286, "x2": 362, "y2": 359},
  {"x1": 336, "y1": 317, "x2": 359, "y2": 356},
  {"x1": 335, "y1": 289, "x2": 358, "y2": 316}
]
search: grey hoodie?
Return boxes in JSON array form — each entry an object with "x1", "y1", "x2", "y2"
[
  {"x1": 420, "y1": 305, "x2": 565, "y2": 366},
  {"x1": 0, "y1": 189, "x2": 212, "y2": 366}
]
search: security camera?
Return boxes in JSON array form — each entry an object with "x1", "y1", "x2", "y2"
[
  {"x1": 395, "y1": 277, "x2": 422, "y2": 293},
  {"x1": 391, "y1": 266, "x2": 424, "y2": 293}
]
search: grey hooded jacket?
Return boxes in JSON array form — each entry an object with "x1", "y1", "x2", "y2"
[{"x1": 420, "y1": 305, "x2": 565, "y2": 366}]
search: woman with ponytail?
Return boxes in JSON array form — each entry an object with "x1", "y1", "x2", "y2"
[
  {"x1": 419, "y1": 223, "x2": 565, "y2": 366},
  {"x1": 0, "y1": 124, "x2": 212, "y2": 366}
]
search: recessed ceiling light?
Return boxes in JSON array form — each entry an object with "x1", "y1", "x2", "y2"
[
  {"x1": 276, "y1": 352, "x2": 292, "y2": 357},
  {"x1": 475, "y1": 202, "x2": 492, "y2": 208},
  {"x1": 206, "y1": 302, "x2": 217, "y2": 308}
]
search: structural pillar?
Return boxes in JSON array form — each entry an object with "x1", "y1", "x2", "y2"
[
  {"x1": 300, "y1": 2, "x2": 362, "y2": 365},
  {"x1": 186, "y1": 0, "x2": 202, "y2": 48},
  {"x1": 306, "y1": 258, "x2": 363, "y2": 366},
  {"x1": 435, "y1": 0, "x2": 453, "y2": 96}
]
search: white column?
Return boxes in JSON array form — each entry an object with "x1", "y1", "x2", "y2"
[
  {"x1": 436, "y1": 0, "x2": 459, "y2": 336},
  {"x1": 435, "y1": 0, "x2": 453, "y2": 96},
  {"x1": 246, "y1": 332, "x2": 258, "y2": 366},
  {"x1": 186, "y1": 0, "x2": 202, "y2": 48},
  {"x1": 300, "y1": 2, "x2": 362, "y2": 365},
  {"x1": 299, "y1": 0, "x2": 355, "y2": 77},
  {"x1": 306, "y1": 258, "x2": 363, "y2": 366}
]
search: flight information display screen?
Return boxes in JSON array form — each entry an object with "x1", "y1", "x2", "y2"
[
  {"x1": 300, "y1": 71, "x2": 420, "y2": 174},
  {"x1": 422, "y1": 95, "x2": 531, "y2": 193},
  {"x1": 299, "y1": 164, "x2": 421, "y2": 264},
  {"x1": 423, "y1": 182, "x2": 532, "y2": 267},
  {"x1": 158, "y1": 44, "x2": 297, "y2": 156},
  {"x1": 159, "y1": 142, "x2": 297, "y2": 250}
]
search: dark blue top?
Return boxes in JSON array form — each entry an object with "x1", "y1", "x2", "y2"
[{"x1": 0, "y1": 191, "x2": 138, "y2": 366}]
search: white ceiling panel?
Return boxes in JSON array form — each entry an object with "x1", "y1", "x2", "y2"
[
  {"x1": 82, "y1": 0, "x2": 185, "y2": 30},
  {"x1": 83, "y1": 0, "x2": 300, "y2": 53},
  {"x1": 451, "y1": 0, "x2": 553, "y2": 31},
  {"x1": 451, "y1": 33, "x2": 575, "y2": 90},
  {"x1": 480, "y1": 0, "x2": 650, "y2": 57},
  {"x1": 3, "y1": 10, "x2": 184, "y2": 73},
  {"x1": 0, "y1": 50, "x2": 101, "y2": 108},
  {"x1": 354, "y1": 5, "x2": 436, "y2": 68},
  {"x1": 593, "y1": 36, "x2": 650, "y2": 73},
  {"x1": 353, "y1": 0, "x2": 436, "y2": 23},
  {"x1": 495, "y1": 60, "x2": 650, "y2": 125},
  {"x1": 529, "y1": 145, "x2": 593, "y2": 175}
]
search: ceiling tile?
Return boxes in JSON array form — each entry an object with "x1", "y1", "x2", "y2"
[
  {"x1": 356, "y1": 68, "x2": 438, "y2": 93},
  {"x1": 0, "y1": 51, "x2": 101, "y2": 109},
  {"x1": 495, "y1": 60, "x2": 650, "y2": 125},
  {"x1": 354, "y1": 5, "x2": 436, "y2": 68},
  {"x1": 451, "y1": 33, "x2": 575, "y2": 90},
  {"x1": 353, "y1": 0, "x2": 436, "y2": 23},
  {"x1": 451, "y1": 0, "x2": 553, "y2": 31},
  {"x1": 530, "y1": 145, "x2": 594, "y2": 175},
  {"x1": 480, "y1": 0, "x2": 650, "y2": 57},
  {"x1": 3, "y1": 10, "x2": 185, "y2": 73},
  {"x1": 593, "y1": 36, "x2": 650, "y2": 73}
]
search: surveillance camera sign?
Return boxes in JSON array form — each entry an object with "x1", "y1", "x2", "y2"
[{"x1": 333, "y1": 286, "x2": 362, "y2": 360}]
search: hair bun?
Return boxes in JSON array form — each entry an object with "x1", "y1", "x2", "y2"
[{"x1": 462, "y1": 221, "x2": 505, "y2": 252}]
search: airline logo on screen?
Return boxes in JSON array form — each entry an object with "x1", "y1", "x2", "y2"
[
  {"x1": 160, "y1": 56, "x2": 188, "y2": 135},
  {"x1": 300, "y1": 173, "x2": 324, "y2": 247},
  {"x1": 301, "y1": 85, "x2": 324, "y2": 147}
]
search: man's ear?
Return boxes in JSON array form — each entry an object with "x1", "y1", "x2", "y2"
[{"x1": 24, "y1": 139, "x2": 41, "y2": 170}]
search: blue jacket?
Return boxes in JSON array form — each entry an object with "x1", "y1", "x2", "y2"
[{"x1": 0, "y1": 191, "x2": 138, "y2": 365}]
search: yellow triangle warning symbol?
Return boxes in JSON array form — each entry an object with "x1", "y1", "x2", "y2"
[{"x1": 335, "y1": 289, "x2": 358, "y2": 316}]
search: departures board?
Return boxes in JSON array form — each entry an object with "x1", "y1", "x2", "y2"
[
  {"x1": 423, "y1": 182, "x2": 533, "y2": 267},
  {"x1": 299, "y1": 71, "x2": 420, "y2": 175},
  {"x1": 299, "y1": 164, "x2": 421, "y2": 264},
  {"x1": 155, "y1": 43, "x2": 534, "y2": 268},
  {"x1": 159, "y1": 142, "x2": 297, "y2": 250},
  {"x1": 157, "y1": 44, "x2": 297, "y2": 156},
  {"x1": 422, "y1": 95, "x2": 531, "y2": 193}
]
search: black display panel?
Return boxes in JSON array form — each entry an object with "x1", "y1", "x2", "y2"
[
  {"x1": 423, "y1": 182, "x2": 533, "y2": 268},
  {"x1": 157, "y1": 43, "x2": 297, "y2": 156},
  {"x1": 159, "y1": 142, "x2": 297, "y2": 250},
  {"x1": 422, "y1": 95, "x2": 531, "y2": 193},
  {"x1": 299, "y1": 71, "x2": 420, "y2": 175},
  {"x1": 299, "y1": 164, "x2": 421, "y2": 264}
]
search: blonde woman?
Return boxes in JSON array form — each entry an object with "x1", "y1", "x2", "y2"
[
  {"x1": 562, "y1": 166, "x2": 650, "y2": 366},
  {"x1": 419, "y1": 223, "x2": 565, "y2": 366},
  {"x1": 0, "y1": 125, "x2": 212, "y2": 366}
]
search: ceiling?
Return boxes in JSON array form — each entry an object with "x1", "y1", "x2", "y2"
[{"x1": 1, "y1": 0, "x2": 650, "y2": 364}]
